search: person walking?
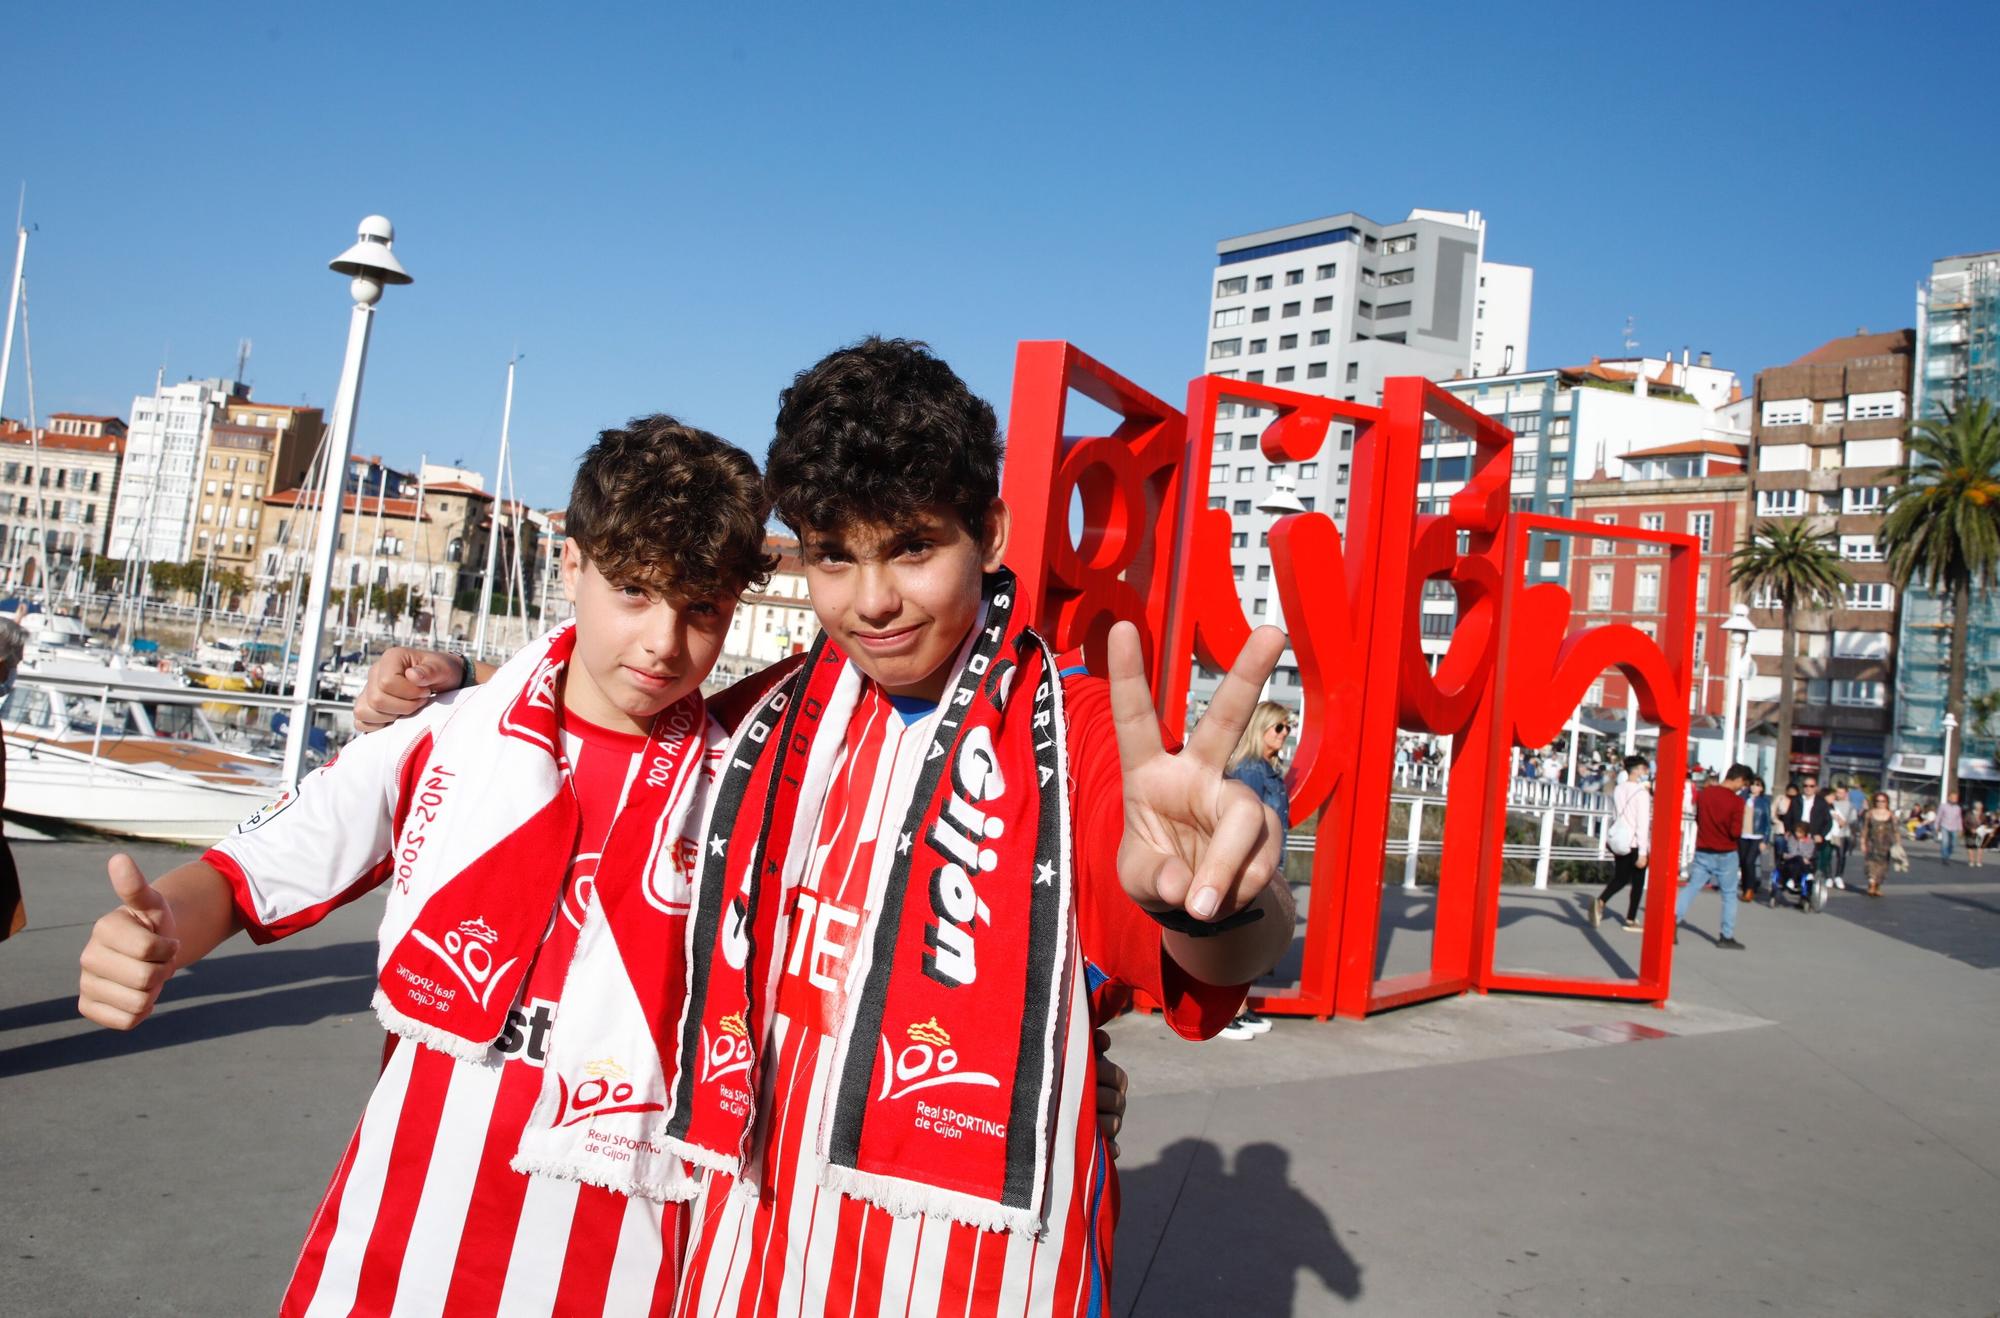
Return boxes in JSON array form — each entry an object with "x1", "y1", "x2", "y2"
[
  {"x1": 1220, "y1": 700, "x2": 1295, "y2": 1040},
  {"x1": 1817, "y1": 785, "x2": 1847, "y2": 884},
  {"x1": 1860, "y1": 791, "x2": 1899, "y2": 897},
  {"x1": 1593, "y1": 754, "x2": 1652, "y2": 931},
  {"x1": 1967, "y1": 802, "x2": 1990, "y2": 869},
  {"x1": 1738, "y1": 777, "x2": 1772, "y2": 900},
  {"x1": 0, "y1": 618, "x2": 23, "y2": 941},
  {"x1": 1675, "y1": 762, "x2": 1752, "y2": 948},
  {"x1": 1937, "y1": 790, "x2": 1964, "y2": 866}
]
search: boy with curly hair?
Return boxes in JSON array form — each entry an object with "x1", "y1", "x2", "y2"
[
  {"x1": 352, "y1": 339, "x2": 1293, "y2": 1315},
  {"x1": 79, "y1": 417, "x2": 778, "y2": 1315}
]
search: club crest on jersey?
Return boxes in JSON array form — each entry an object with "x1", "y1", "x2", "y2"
[
  {"x1": 877, "y1": 1017, "x2": 1000, "y2": 1102},
  {"x1": 700, "y1": 1010, "x2": 753, "y2": 1085},
  {"x1": 555, "y1": 1055, "x2": 662, "y2": 1127},
  {"x1": 409, "y1": 915, "x2": 518, "y2": 1010},
  {"x1": 922, "y1": 724, "x2": 1004, "y2": 988},
  {"x1": 235, "y1": 787, "x2": 297, "y2": 834}
]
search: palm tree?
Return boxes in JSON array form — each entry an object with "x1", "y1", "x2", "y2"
[
  {"x1": 1879, "y1": 398, "x2": 2000, "y2": 800},
  {"x1": 1732, "y1": 520, "x2": 1850, "y2": 794}
]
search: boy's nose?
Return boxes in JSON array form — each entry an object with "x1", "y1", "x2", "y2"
[{"x1": 854, "y1": 566, "x2": 901, "y2": 622}]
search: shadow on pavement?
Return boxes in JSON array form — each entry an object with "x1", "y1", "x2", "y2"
[
  {"x1": 0, "y1": 940, "x2": 377, "y2": 1078},
  {"x1": 0, "y1": 939, "x2": 377, "y2": 1035},
  {"x1": 1116, "y1": 1138, "x2": 1360, "y2": 1314}
]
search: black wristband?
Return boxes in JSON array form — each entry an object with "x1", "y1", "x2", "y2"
[
  {"x1": 458, "y1": 652, "x2": 478, "y2": 689},
  {"x1": 1144, "y1": 904, "x2": 1266, "y2": 938}
]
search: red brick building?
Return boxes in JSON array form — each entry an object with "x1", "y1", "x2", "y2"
[{"x1": 1567, "y1": 438, "x2": 1749, "y2": 718}]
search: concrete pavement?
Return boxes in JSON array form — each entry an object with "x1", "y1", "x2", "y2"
[{"x1": 2, "y1": 839, "x2": 1995, "y2": 1316}]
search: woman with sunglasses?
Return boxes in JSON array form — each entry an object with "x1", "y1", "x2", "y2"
[
  {"x1": 1220, "y1": 701, "x2": 1297, "y2": 1039},
  {"x1": 1859, "y1": 791, "x2": 1899, "y2": 897}
]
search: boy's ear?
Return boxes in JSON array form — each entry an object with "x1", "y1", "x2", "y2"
[
  {"x1": 979, "y1": 498, "x2": 1011, "y2": 573},
  {"x1": 560, "y1": 538, "x2": 584, "y2": 603}
]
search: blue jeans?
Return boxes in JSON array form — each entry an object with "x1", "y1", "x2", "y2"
[
  {"x1": 1677, "y1": 849, "x2": 1741, "y2": 939},
  {"x1": 1940, "y1": 830, "x2": 1957, "y2": 863}
]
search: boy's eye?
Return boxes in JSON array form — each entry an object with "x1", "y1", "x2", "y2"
[{"x1": 897, "y1": 539, "x2": 933, "y2": 558}]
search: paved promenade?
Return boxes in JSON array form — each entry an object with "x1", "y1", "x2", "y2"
[{"x1": 2, "y1": 839, "x2": 1995, "y2": 1316}]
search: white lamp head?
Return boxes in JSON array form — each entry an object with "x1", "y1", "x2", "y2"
[
  {"x1": 330, "y1": 215, "x2": 413, "y2": 305},
  {"x1": 1258, "y1": 479, "x2": 1307, "y2": 517}
]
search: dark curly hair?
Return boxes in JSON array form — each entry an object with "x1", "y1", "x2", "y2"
[
  {"x1": 767, "y1": 337, "x2": 1002, "y2": 539},
  {"x1": 566, "y1": 415, "x2": 778, "y2": 599}
]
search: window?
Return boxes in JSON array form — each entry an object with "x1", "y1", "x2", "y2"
[
  {"x1": 1759, "y1": 443, "x2": 1811, "y2": 473},
  {"x1": 1210, "y1": 338, "x2": 1242, "y2": 360},
  {"x1": 1832, "y1": 680, "x2": 1888, "y2": 708},
  {"x1": 1512, "y1": 452, "x2": 1539, "y2": 477},
  {"x1": 1312, "y1": 296, "x2": 1333, "y2": 313},
  {"x1": 1315, "y1": 263, "x2": 1335, "y2": 279},
  {"x1": 1689, "y1": 512, "x2": 1713, "y2": 551},
  {"x1": 1311, "y1": 329, "x2": 1330, "y2": 345},
  {"x1": 1376, "y1": 301, "x2": 1411, "y2": 319},
  {"x1": 1238, "y1": 434, "x2": 1256, "y2": 450},
  {"x1": 1345, "y1": 362, "x2": 1359, "y2": 383},
  {"x1": 1757, "y1": 488, "x2": 1806, "y2": 516},
  {"x1": 1639, "y1": 513, "x2": 1665, "y2": 554},
  {"x1": 1634, "y1": 568, "x2": 1661, "y2": 611},
  {"x1": 1761, "y1": 399, "x2": 1811, "y2": 426},
  {"x1": 1549, "y1": 457, "x2": 1569, "y2": 480},
  {"x1": 1251, "y1": 306, "x2": 1270, "y2": 323},
  {"x1": 1842, "y1": 486, "x2": 1887, "y2": 514},
  {"x1": 1380, "y1": 268, "x2": 1414, "y2": 287},
  {"x1": 1300, "y1": 462, "x2": 1318, "y2": 478},
  {"x1": 1216, "y1": 276, "x2": 1247, "y2": 298},
  {"x1": 1839, "y1": 534, "x2": 1883, "y2": 561},
  {"x1": 1213, "y1": 434, "x2": 1231, "y2": 453},
  {"x1": 1589, "y1": 566, "x2": 1614, "y2": 609},
  {"x1": 1697, "y1": 566, "x2": 1710, "y2": 604},
  {"x1": 1233, "y1": 499, "x2": 1251, "y2": 515},
  {"x1": 1236, "y1": 466, "x2": 1253, "y2": 482},
  {"x1": 1833, "y1": 630, "x2": 1891, "y2": 659},
  {"x1": 1249, "y1": 339, "x2": 1266, "y2": 354},
  {"x1": 1214, "y1": 308, "x2": 1244, "y2": 328},
  {"x1": 1211, "y1": 465, "x2": 1228, "y2": 484},
  {"x1": 1275, "y1": 367, "x2": 1295, "y2": 382},
  {"x1": 1307, "y1": 362, "x2": 1327, "y2": 379},
  {"x1": 1301, "y1": 496, "x2": 1317, "y2": 511},
  {"x1": 1383, "y1": 234, "x2": 1417, "y2": 255},
  {"x1": 1232, "y1": 564, "x2": 1245, "y2": 581},
  {"x1": 1231, "y1": 531, "x2": 1249, "y2": 548},
  {"x1": 1265, "y1": 464, "x2": 1284, "y2": 481},
  {"x1": 1279, "y1": 334, "x2": 1298, "y2": 350},
  {"x1": 1823, "y1": 400, "x2": 1846, "y2": 423},
  {"x1": 1256, "y1": 565, "x2": 1272, "y2": 581},
  {"x1": 1284, "y1": 269, "x2": 1304, "y2": 286},
  {"x1": 1252, "y1": 598, "x2": 1268, "y2": 615},
  {"x1": 1844, "y1": 438, "x2": 1903, "y2": 467},
  {"x1": 1282, "y1": 301, "x2": 1300, "y2": 318},
  {"x1": 1356, "y1": 301, "x2": 1374, "y2": 319},
  {"x1": 1592, "y1": 514, "x2": 1618, "y2": 553},
  {"x1": 1848, "y1": 391, "x2": 1905, "y2": 420},
  {"x1": 1841, "y1": 581, "x2": 1894, "y2": 610},
  {"x1": 1255, "y1": 275, "x2": 1272, "y2": 291}
]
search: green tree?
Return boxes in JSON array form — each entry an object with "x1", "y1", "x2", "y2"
[
  {"x1": 1879, "y1": 398, "x2": 2000, "y2": 800},
  {"x1": 1732, "y1": 520, "x2": 1851, "y2": 793}
]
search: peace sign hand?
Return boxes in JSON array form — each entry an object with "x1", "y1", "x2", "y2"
[{"x1": 1108, "y1": 621, "x2": 1289, "y2": 926}]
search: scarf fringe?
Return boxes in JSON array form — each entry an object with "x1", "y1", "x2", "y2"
[
  {"x1": 506, "y1": 1149, "x2": 702, "y2": 1205},
  {"x1": 818, "y1": 1162, "x2": 1047, "y2": 1239},
  {"x1": 656, "y1": 1133, "x2": 745, "y2": 1180},
  {"x1": 371, "y1": 989, "x2": 499, "y2": 1065}
]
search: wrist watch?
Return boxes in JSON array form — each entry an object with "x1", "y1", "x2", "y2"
[{"x1": 458, "y1": 652, "x2": 478, "y2": 689}]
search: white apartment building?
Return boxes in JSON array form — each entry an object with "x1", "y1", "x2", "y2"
[
  {"x1": 108, "y1": 376, "x2": 247, "y2": 563},
  {"x1": 722, "y1": 540, "x2": 819, "y2": 666},
  {"x1": 1199, "y1": 207, "x2": 1531, "y2": 691}
]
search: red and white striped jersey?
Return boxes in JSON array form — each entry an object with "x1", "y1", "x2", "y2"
[
  {"x1": 678, "y1": 675, "x2": 1242, "y2": 1318},
  {"x1": 209, "y1": 703, "x2": 718, "y2": 1318}
]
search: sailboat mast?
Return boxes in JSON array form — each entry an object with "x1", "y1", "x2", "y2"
[{"x1": 20, "y1": 277, "x2": 51, "y2": 608}]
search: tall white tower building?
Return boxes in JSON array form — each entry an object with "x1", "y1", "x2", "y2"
[
  {"x1": 1197, "y1": 208, "x2": 1531, "y2": 693},
  {"x1": 108, "y1": 376, "x2": 246, "y2": 563}
]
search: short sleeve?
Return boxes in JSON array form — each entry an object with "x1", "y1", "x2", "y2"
[
  {"x1": 206, "y1": 696, "x2": 457, "y2": 943},
  {"x1": 1062, "y1": 673, "x2": 1247, "y2": 1041}
]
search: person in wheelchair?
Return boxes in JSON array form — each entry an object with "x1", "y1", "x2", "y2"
[{"x1": 1773, "y1": 820, "x2": 1817, "y2": 909}]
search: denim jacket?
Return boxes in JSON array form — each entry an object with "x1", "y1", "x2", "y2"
[
  {"x1": 1227, "y1": 756, "x2": 1291, "y2": 845},
  {"x1": 1739, "y1": 790, "x2": 1772, "y2": 839}
]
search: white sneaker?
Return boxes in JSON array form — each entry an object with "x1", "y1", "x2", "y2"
[
  {"x1": 1833, "y1": 876, "x2": 1847, "y2": 890},
  {"x1": 1237, "y1": 1008, "x2": 1274, "y2": 1035},
  {"x1": 1219, "y1": 1015, "x2": 1259, "y2": 1040}
]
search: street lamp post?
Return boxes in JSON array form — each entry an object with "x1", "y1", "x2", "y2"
[
  {"x1": 1720, "y1": 605, "x2": 1757, "y2": 768},
  {"x1": 282, "y1": 216, "x2": 413, "y2": 785},
  {"x1": 1941, "y1": 712, "x2": 1959, "y2": 806}
]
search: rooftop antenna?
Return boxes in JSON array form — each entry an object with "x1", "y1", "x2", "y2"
[
  {"x1": 1622, "y1": 316, "x2": 1640, "y2": 352},
  {"x1": 235, "y1": 337, "x2": 252, "y2": 385}
]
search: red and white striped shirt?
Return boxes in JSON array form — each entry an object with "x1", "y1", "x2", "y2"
[
  {"x1": 678, "y1": 674, "x2": 1241, "y2": 1318},
  {"x1": 210, "y1": 703, "x2": 718, "y2": 1318}
]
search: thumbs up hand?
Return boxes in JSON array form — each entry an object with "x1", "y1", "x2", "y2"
[{"x1": 78, "y1": 854, "x2": 183, "y2": 1030}]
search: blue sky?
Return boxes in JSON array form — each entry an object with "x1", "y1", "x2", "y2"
[{"x1": 5, "y1": 2, "x2": 1994, "y2": 505}]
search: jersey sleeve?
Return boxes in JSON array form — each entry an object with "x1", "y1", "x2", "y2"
[
  {"x1": 204, "y1": 696, "x2": 458, "y2": 944},
  {"x1": 1061, "y1": 672, "x2": 1247, "y2": 1041}
]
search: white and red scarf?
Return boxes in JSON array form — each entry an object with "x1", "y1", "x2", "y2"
[
  {"x1": 660, "y1": 571, "x2": 1078, "y2": 1236},
  {"x1": 369, "y1": 623, "x2": 714, "y2": 1199}
]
